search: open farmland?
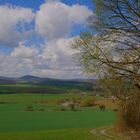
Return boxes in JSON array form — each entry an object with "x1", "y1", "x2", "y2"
[
  {"x1": 0, "y1": 84, "x2": 129, "y2": 140},
  {"x1": 0, "y1": 103, "x2": 116, "y2": 132}
]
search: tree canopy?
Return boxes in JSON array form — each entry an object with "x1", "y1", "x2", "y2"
[{"x1": 73, "y1": 0, "x2": 140, "y2": 89}]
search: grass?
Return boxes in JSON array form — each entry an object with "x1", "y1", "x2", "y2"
[
  {"x1": 0, "y1": 127, "x2": 129, "y2": 140},
  {"x1": 0, "y1": 93, "x2": 105, "y2": 105},
  {"x1": 0, "y1": 104, "x2": 116, "y2": 132},
  {"x1": 0, "y1": 128, "x2": 96, "y2": 140},
  {"x1": 0, "y1": 84, "x2": 118, "y2": 140},
  {"x1": 0, "y1": 83, "x2": 91, "y2": 94},
  {"x1": 0, "y1": 93, "x2": 70, "y2": 103}
]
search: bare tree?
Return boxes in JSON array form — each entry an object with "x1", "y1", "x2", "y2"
[
  {"x1": 73, "y1": 0, "x2": 140, "y2": 132},
  {"x1": 73, "y1": 0, "x2": 140, "y2": 88}
]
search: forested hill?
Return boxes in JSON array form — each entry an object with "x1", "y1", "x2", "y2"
[{"x1": 0, "y1": 75, "x2": 99, "y2": 94}]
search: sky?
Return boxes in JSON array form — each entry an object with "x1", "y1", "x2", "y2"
[{"x1": 0, "y1": 0, "x2": 95, "y2": 79}]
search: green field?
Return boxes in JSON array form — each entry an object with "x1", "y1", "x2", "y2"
[
  {"x1": 0, "y1": 103, "x2": 116, "y2": 140},
  {"x1": 0, "y1": 129, "x2": 99, "y2": 140},
  {"x1": 0, "y1": 93, "x2": 70, "y2": 103},
  {"x1": 0, "y1": 83, "x2": 92, "y2": 94},
  {"x1": 0, "y1": 104, "x2": 116, "y2": 132},
  {"x1": 0, "y1": 84, "x2": 118, "y2": 140}
]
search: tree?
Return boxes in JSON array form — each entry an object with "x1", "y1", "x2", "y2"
[
  {"x1": 73, "y1": 0, "x2": 140, "y2": 89},
  {"x1": 72, "y1": 0, "x2": 140, "y2": 132}
]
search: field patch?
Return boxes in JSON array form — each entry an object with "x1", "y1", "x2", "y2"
[
  {"x1": 0, "y1": 103, "x2": 116, "y2": 133},
  {"x1": 0, "y1": 87, "x2": 117, "y2": 140},
  {"x1": 0, "y1": 128, "x2": 95, "y2": 140}
]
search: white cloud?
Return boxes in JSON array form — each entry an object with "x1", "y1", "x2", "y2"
[
  {"x1": 31, "y1": 37, "x2": 92, "y2": 79},
  {"x1": 0, "y1": 5, "x2": 34, "y2": 47},
  {"x1": 31, "y1": 68, "x2": 90, "y2": 79},
  {"x1": 11, "y1": 42, "x2": 39, "y2": 58},
  {"x1": 42, "y1": 37, "x2": 77, "y2": 60},
  {"x1": 0, "y1": 2, "x2": 92, "y2": 46},
  {"x1": 0, "y1": 38, "x2": 91, "y2": 79},
  {"x1": 35, "y1": 1, "x2": 92, "y2": 40},
  {"x1": 0, "y1": 1, "x2": 94, "y2": 79}
]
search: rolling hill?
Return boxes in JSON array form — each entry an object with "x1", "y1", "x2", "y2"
[{"x1": 0, "y1": 75, "x2": 98, "y2": 94}]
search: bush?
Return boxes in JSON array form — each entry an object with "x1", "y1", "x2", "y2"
[
  {"x1": 81, "y1": 97, "x2": 95, "y2": 107},
  {"x1": 25, "y1": 105, "x2": 34, "y2": 111},
  {"x1": 38, "y1": 108, "x2": 45, "y2": 111},
  {"x1": 69, "y1": 102, "x2": 77, "y2": 111},
  {"x1": 57, "y1": 99, "x2": 66, "y2": 105},
  {"x1": 118, "y1": 91, "x2": 140, "y2": 131},
  {"x1": 113, "y1": 108, "x2": 118, "y2": 112},
  {"x1": 60, "y1": 106, "x2": 67, "y2": 111}
]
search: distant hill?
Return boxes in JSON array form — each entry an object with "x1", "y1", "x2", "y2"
[
  {"x1": 18, "y1": 75, "x2": 43, "y2": 82},
  {"x1": 0, "y1": 76, "x2": 15, "y2": 84},
  {"x1": 0, "y1": 75, "x2": 98, "y2": 94},
  {"x1": 0, "y1": 75, "x2": 96, "y2": 88}
]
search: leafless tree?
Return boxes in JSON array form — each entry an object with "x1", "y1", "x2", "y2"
[{"x1": 73, "y1": 0, "x2": 140, "y2": 89}]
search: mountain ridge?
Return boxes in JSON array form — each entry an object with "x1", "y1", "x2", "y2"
[{"x1": 0, "y1": 75, "x2": 96, "y2": 84}]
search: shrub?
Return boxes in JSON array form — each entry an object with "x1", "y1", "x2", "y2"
[
  {"x1": 56, "y1": 99, "x2": 66, "y2": 105},
  {"x1": 60, "y1": 106, "x2": 67, "y2": 111},
  {"x1": 119, "y1": 91, "x2": 140, "y2": 130},
  {"x1": 113, "y1": 108, "x2": 118, "y2": 112},
  {"x1": 25, "y1": 105, "x2": 34, "y2": 111},
  {"x1": 81, "y1": 97, "x2": 95, "y2": 107},
  {"x1": 38, "y1": 108, "x2": 45, "y2": 111},
  {"x1": 0, "y1": 101, "x2": 8, "y2": 104},
  {"x1": 69, "y1": 102, "x2": 76, "y2": 111},
  {"x1": 61, "y1": 101, "x2": 79, "y2": 111}
]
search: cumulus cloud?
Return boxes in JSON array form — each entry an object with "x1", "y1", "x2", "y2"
[
  {"x1": 0, "y1": 38, "x2": 91, "y2": 79},
  {"x1": 0, "y1": 1, "x2": 92, "y2": 46},
  {"x1": 0, "y1": 1, "x2": 94, "y2": 79},
  {"x1": 35, "y1": 1, "x2": 92, "y2": 40},
  {"x1": 11, "y1": 43, "x2": 39, "y2": 58},
  {"x1": 0, "y1": 5, "x2": 34, "y2": 47},
  {"x1": 42, "y1": 37, "x2": 77, "y2": 61}
]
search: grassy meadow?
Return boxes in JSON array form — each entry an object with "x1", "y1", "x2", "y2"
[{"x1": 0, "y1": 84, "x2": 123, "y2": 140}]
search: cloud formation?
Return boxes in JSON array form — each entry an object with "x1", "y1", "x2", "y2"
[
  {"x1": 35, "y1": 1, "x2": 92, "y2": 40},
  {"x1": 11, "y1": 43, "x2": 39, "y2": 58},
  {"x1": 0, "y1": 1, "x2": 93, "y2": 79},
  {"x1": 0, "y1": 5, "x2": 34, "y2": 47},
  {"x1": 0, "y1": 38, "x2": 90, "y2": 79}
]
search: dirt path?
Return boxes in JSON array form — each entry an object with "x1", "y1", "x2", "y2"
[{"x1": 90, "y1": 128, "x2": 122, "y2": 140}]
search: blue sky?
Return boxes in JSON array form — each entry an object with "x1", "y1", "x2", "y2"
[
  {"x1": 0, "y1": 0, "x2": 94, "y2": 79},
  {"x1": 0, "y1": 0, "x2": 94, "y2": 9}
]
